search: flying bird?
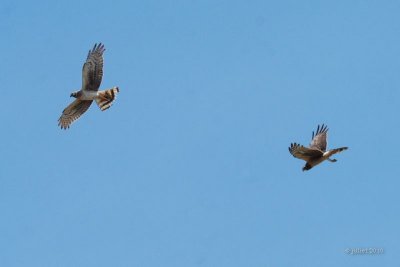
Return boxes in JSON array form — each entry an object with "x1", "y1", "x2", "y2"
[
  {"x1": 58, "y1": 43, "x2": 119, "y2": 129},
  {"x1": 289, "y1": 124, "x2": 348, "y2": 171}
]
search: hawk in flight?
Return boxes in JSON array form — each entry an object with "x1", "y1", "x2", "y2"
[
  {"x1": 58, "y1": 43, "x2": 119, "y2": 129},
  {"x1": 289, "y1": 124, "x2": 348, "y2": 171}
]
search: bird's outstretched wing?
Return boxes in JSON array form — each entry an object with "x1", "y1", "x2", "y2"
[
  {"x1": 82, "y1": 43, "x2": 105, "y2": 91},
  {"x1": 309, "y1": 124, "x2": 328, "y2": 151},
  {"x1": 58, "y1": 99, "x2": 93, "y2": 129},
  {"x1": 289, "y1": 143, "x2": 323, "y2": 161}
]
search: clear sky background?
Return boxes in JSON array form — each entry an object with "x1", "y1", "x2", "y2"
[{"x1": 1, "y1": 0, "x2": 399, "y2": 266}]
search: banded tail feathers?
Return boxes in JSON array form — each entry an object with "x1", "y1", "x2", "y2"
[
  {"x1": 329, "y1": 146, "x2": 348, "y2": 155},
  {"x1": 95, "y1": 87, "x2": 120, "y2": 111}
]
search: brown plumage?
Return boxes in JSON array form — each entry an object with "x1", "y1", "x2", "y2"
[
  {"x1": 289, "y1": 124, "x2": 348, "y2": 171},
  {"x1": 95, "y1": 87, "x2": 120, "y2": 111},
  {"x1": 58, "y1": 100, "x2": 92, "y2": 129},
  {"x1": 58, "y1": 43, "x2": 119, "y2": 129}
]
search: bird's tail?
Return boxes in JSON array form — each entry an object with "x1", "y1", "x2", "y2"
[
  {"x1": 95, "y1": 87, "x2": 119, "y2": 111},
  {"x1": 333, "y1": 147, "x2": 348, "y2": 153},
  {"x1": 326, "y1": 146, "x2": 348, "y2": 157}
]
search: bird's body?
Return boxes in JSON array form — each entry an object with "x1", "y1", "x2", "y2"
[
  {"x1": 289, "y1": 124, "x2": 348, "y2": 171},
  {"x1": 76, "y1": 90, "x2": 99, "y2": 100},
  {"x1": 58, "y1": 43, "x2": 119, "y2": 129}
]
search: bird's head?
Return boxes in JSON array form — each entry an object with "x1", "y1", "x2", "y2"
[{"x1": 70, "y1": 91, "x2": 79, "y2": 98}]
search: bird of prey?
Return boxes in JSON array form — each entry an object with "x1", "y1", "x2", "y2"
[
  {"x1": 288, "y1": 124, "x2": 348, "y2": 171},
  {"x1": 58, "y1": 43, "x2": 119, "y2": 129}
]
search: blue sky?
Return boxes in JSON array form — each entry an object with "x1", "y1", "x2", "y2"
[{"x1": 1, "y1": 0, "x2": 399, "y2": 266}]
